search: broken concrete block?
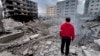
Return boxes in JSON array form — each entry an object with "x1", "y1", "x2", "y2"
[
  {"x1": 30, "y1": 34, "x2": 40, "y2": 39},
  {"x1": 81, "y1": 46, "x2": 87, "y2": 50},
  {"x1": 82, "y1": 49, "x2": 100, "y2": 56},
  {"x1": 70, "y1": 48, "x2": 76, "y2": 54},
  {"x1": 28, "y1": 50, "x2": 33, "y2": 55},
  {"x1": 2, "y1": 19, "x2": 24, "y2": 31},
  {"x1": 23, "y1": 38, "x2": 30, "y2": 42},
  {"x1": 49, "y1": 48, "x2": 54, "y2": 52},
  {"x1": 0, "y1": 31, "x2": 24, "y2": 43},
  {"x1": 46, "y1": 41, "x2": 52, "y2": 45},
  {"x1": 0, "y1": 51, "x2": 17, "y2": 56},
  {"x1": 45, "y1": 46, "x2": 49, "y2": 49},
  {"x1": 33, "y1": 45, "x2": 38, "y2": 50},
  {"x1": 44, "y1": 50, "x2": 49, "y2": 53},
  {"x1": 83, "y1": 50, "x2": 91, "y2": 56},
  {"x1": 94, "y1": 39, "x2": 100, "y2": 46},
  {"x1": 23, "y1": 48, "x2": 29, "y2": 55},
  {"x1": 77, "y1": 48, "x2": 84, "y2": 56}
]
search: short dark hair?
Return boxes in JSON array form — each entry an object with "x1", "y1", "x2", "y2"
[{"x1": 66, "y1": 17, "x2": 70, "y2": 22}]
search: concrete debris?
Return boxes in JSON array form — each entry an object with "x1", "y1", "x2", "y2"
[
  {"x1": 70, "y1": 46, "x2": 77, "y2": 54},
  {"x1": 2, "y1": 19, "x2": 24, "y2": 31},
  {"x1": 33, "y1": 45, "x2": 38, "y2": 51},
  {"x1": 0, "y1": 51, "x2": 17, "y2": 56},
  {"x1": 94, "y1": 39, "x2": 100, "y2": 46},
  {"x1": 0, "y1": 31, "x2": 24, "y2": 43},
  {"x1": 49, "y1": 26, "x2": 60, "y2": 35},
  {"x1": 23, "y1": 34, "x2": 40, "y2": 43},
  {"x1": 81, "y1": 46, "x2": 87, "y2": 50},
  {"x1": 23, "y1": 48, "x2": 29, "y2": 55},
  {"x1": 82, "y1": 47, "x2": 100, "y2": 56},
  {"x1": 23, "y1": 38, "x2": 30, "y2": 43},
  {"x1": 30, "y1": 34, "x2": 40, "y2": 39},
  {"x1": 46, "y1": 41, "x2": 52, "y2": 45},
  {"x1": 0, "y1": 18, "x2": 100, "y2": 56},
  {"x1": 79, "y1": 20, "x2": 100, "y2": 45}
]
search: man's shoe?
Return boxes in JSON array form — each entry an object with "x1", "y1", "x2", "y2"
[{"x1": 61, "y1": 52, "x2": 65, "y2": 56}]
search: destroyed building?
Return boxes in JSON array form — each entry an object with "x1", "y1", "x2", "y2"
[
  {"x1": 1, "y1": 0, "x2": 38, "y2": 22},
  {"x1": 0, "y1": 6, "x2": 5, "y2": 33}
]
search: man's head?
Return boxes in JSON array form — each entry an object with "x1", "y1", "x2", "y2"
[{"x1": 65, "y1": 17, "x2": 71, "y2": 22}]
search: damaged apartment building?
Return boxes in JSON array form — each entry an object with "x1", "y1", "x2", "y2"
[{"x1": 1, "y1": 0, "x2": 38, "y2": 22}]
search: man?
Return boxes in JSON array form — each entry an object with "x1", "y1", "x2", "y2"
[{"x1": 59, "y1": 17, "x2": 75, "y2": 56}]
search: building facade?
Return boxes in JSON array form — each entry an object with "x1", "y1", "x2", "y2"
[
  {"x1": 46, "y1": 5, "x2": 57, "y2": 18},
  {"x1": 57, "y1": 0, "x2": 78, "y2": 19},
  {"x1": 87, "y1": 0, "x2": 100, "y2": 17},
  {"x1": 57, "y1": 0, "x2": 79, "y2": 35},
  {"x1": 0, "y1": 6, "x2": 5, "y2": 33},
  {"x1": 0, "y1": 6, "x2": 3, "y2": 19},
  {"x1": 84, "y1": 0, "x2": 90, "y2": 15},
  {"x1": 1, "y1": 0, "x2": 38, "y2": 22}
]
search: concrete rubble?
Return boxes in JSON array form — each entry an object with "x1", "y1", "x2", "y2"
[
  {"x1": 81, "y1": 46, "x2": 100, "y2": 56},
  {"x1": 0, "y1": 51, "x2": 17, "y2": 56},
  {"x1": 94, "y1": 39, "x2": 100, "y2": 47},
  {"x1": 0, "y1": 31, "x2": 24, "y2": 43},
  {"x1": 0, "y1": 18, "x2": 100, "y2": 56},
  {"x1": 2, "y1": 19, "x2": 24, "y2": 31}
]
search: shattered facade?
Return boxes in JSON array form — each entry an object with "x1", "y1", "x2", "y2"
[
  {"x1": 87, "y1": 0, "x2": 100, "y2": 17},
  {"x1": 56, "y1": 0, "x2": 78, "y2": 19},
  {"x1": 0, "y1": 6, "x2": 5, "y2": 33},
  {"x1": 1, "y1": 0, "x2": 38, "y2": 22}
]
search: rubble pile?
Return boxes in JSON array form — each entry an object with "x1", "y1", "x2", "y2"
[
  {"x1": 23, "y1": 20, "x2": 52, "y2": 36},
  {"x1": 0, "y1": 19, "x2": 56, "y2": 56},
  {"x1": 0, "y1": 18, "x2": 100, "y2": 56},
  {"x1": 79, "y1": 21, "x2": 100, "y2": 45},
  {"x1": 2, "y1": 19, "x2": 24, "y2": 32},
  {"x1": 77, "y1": 20, "x2": 100, "y2": 56},
  {"x1": 0, "y1": 19, "x2": 53, "y2": 43}
]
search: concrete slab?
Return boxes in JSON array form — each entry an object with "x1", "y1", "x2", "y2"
[
  {"x1": 0, "y1": 31, "x2": 24, "y2": 43},
  {"x1": 30, "y1": 34, "x2": 40, "y2": 39},
  {"x1": 94, "y1": 39, "x2": 100, "y2": 46},
  {"x1": 0, "y1": 51, "x2": 17, "y2": 56}
]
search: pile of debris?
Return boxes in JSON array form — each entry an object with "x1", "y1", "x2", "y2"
[
  {"x1": 77, "y1": 20, "x2": 100, "y2": 56},
  {"x1": 2, "y1": 19, "x2": 24, "y2": 32},
  {"x1": 0, "y1": 18, "x2": 100, "y2": 56},
  {"x1": 0, "y1": 19, "x2": 55, "y2": 56}
]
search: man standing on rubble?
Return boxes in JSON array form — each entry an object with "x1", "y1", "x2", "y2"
[{"x1": 59, "y1": 17, "x2": 75, "y2": 56}]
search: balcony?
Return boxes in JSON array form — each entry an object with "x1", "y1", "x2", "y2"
[
  {"x1": 11, "y1": 2, "x2": 25, "y2": 9},
  {"x1": 14, "y1": 13, "x2": 19, "y2": 15},
  {"x1": 21, "y1": 13, "x2": 25, "y2": 15},
  {"x1": 5, "y1": 9, "x2": 14, "y2": 12},
  {"x1": 5, "y1": 3, "x2": 14, "y2": 7},
  {"x1": 14, "y1": 0, "x2": 26, "y2": 4},
  {"x1": 31, "y1": 11, "x2": 38, "y2": 13},
  {"x1": 20, "y1": 9, "x2": 29, "y2": 13},
  {"x1": 14, "y1": 8, "x2": 19, "y2": 10}
]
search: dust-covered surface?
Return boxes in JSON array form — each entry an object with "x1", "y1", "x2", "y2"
[{"x1": 0, "y1": 18, "x2": 100, "y2": 56}]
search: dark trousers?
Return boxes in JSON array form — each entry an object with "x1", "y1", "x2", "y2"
[{"x1": 61, "y1": 37, "x2": 71, "y2": 55}]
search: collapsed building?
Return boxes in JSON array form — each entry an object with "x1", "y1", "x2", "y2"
[{"x1": 1, "y1": 0, "x2": 38, "y2": 22}]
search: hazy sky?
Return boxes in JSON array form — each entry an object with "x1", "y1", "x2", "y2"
[
  {"x1": 0, "y1": 0, "x2": 85, "y2": 16},
  {"x1": 32, "y1": 0, "x2": 85, "y2": 16}
]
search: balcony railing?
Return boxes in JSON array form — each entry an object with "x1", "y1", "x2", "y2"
[
  {"x1": 5, "y1": 9, "x2": 14, "y2": 12},
  {"x1": 5, "y1": 3, "x2": 14, "y2": 7}
]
